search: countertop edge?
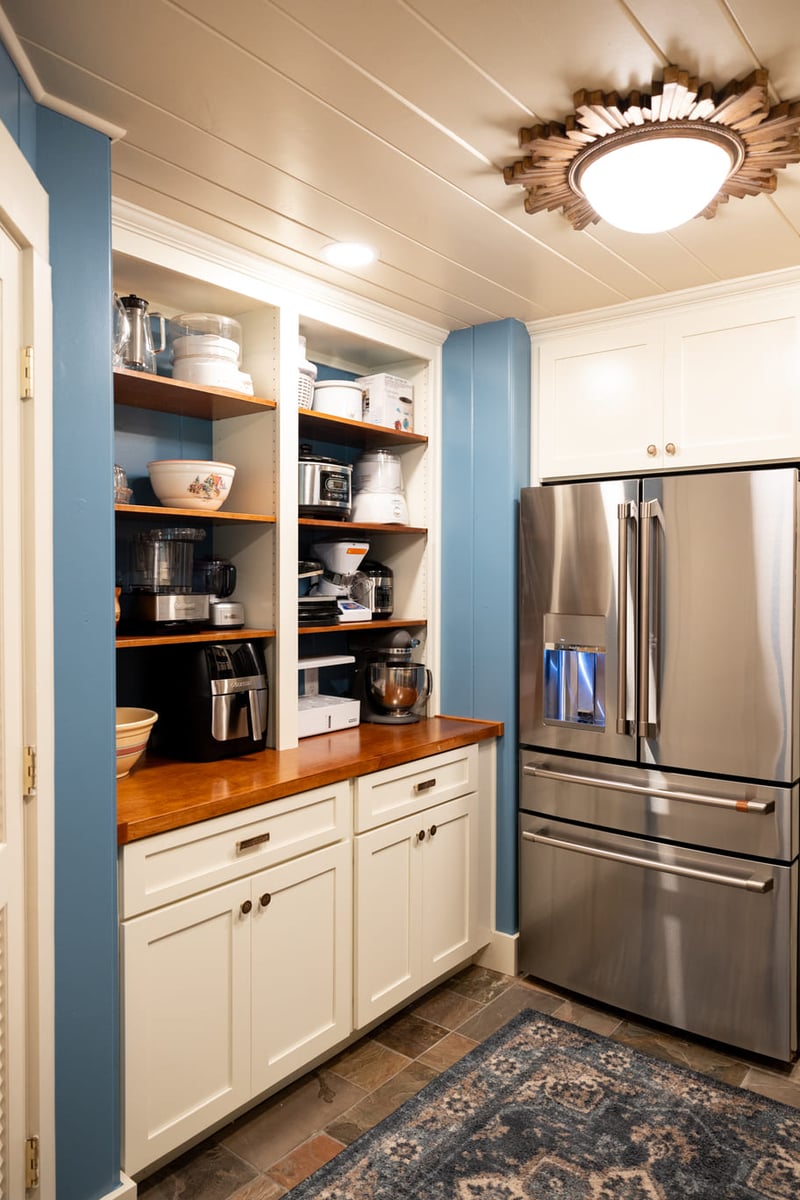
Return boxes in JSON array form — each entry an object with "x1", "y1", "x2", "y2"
[{"x1": 117, "y1": 716, "x2": 503, "y2": 845}]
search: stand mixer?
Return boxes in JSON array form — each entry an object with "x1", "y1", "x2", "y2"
[
  {"x1": 311, "y1": 539, "x2": 372, "y2": 622},
  {"x1": 351, "y1": 630, "x2": 432, "y2": 724}
]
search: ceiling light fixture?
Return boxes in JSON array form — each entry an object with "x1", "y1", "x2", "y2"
[
  {"x1": 321, "y1": 241, "x2": 377, "y2": 268},
  {"x1": 504, "y1": 66, "x2": 800, "y2": 233}
]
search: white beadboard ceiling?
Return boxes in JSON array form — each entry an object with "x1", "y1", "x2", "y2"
[{"x1": 3, "y1": 0, "x2": 800, "y2": 328}]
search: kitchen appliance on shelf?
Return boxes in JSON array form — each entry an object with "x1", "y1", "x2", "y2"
[
  {"x1": 351, "y1": 630, "x2": 431, "y2": 723},
  {"x1": 168, "y1": 312, "x2": 253, "y2": 393},
  {"x1": 518, "y1": 467, "x2": 800, "y2": 1061},
  {"x1": 116, "y1": 293, "x2": 166, "y2": 373},
  {"x1": 310, "y1": 539, "x2": 372, "y2": 622},
  {"x1": 193, "y1": 555, "x2": 244, "y2": 628},
  {"x1": 154, "y1": 640, "x2": 268, "y2": 761},
  {"x1": 126, "y1": 527, "x2": 210, "y2": 627},
  {"x1": 298, "y1": 445, "x2": 352, "y2": 520},
  {"x1": 298, "y1": 654, "x2": 360, "y2": 738},
  {"x1": 350, "y1": 449, "x2": 409, "y2": 525},
  {"x1": 351, "y1": 559, "x2": 393, "y2": 619}
]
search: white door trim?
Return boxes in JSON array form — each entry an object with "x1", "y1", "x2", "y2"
[{"x1": 0, "y1": 117, "x2": 55, "y2": 1200}]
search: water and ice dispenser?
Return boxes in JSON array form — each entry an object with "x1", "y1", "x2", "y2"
[{"x1": 542, "y1": 614, "x2": 606, "y2": 730}]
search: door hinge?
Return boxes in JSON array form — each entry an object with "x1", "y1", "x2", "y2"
[
  {"x1": 23, "y1": 746, "x2": 37, "y2": 796},
  {"x1": 26, "y1": 1135, "x2": 40, "y2": 1189},
  {"x1": 21, "y1": 344, "x2": 34, "y2": 400}
]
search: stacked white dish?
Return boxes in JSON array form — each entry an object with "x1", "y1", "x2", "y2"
[{"x1": 169, "y1": 313, "x2": 253, "y2": 393}]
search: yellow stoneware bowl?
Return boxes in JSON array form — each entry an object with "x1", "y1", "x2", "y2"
[{"x1": 115, "y1": 707, "x2": 158, "y2": 779}]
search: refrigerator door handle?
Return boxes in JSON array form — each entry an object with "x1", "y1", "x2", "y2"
[
  {"x1": 522, "y1": 763, "x2": 775, "y2": 813},
  {"x1": 521, "y1": 830, "x2": 774, "y2": 893},
  {"x1": 616, "y1": 501, "x2": 637, "y2": 734},
  {"x1": 637, "y1": 497, "x2": 662, "y2": 737}
]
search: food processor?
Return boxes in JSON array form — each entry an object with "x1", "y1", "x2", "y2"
[
  {"x1": 126, "y1": 527, "x2": 210, "y2": 626},
  {"x1": 351, "y1": 630, "x2": 432, "y2": 723},
  {"x1": 350, "y1": 449, "x2": 409, "y2": 525},
  {"x1": 310, "y1": 539, "x2": 372, "y2": 622}
]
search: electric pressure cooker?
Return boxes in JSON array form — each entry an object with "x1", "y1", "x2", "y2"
[{"x1": 298, "y1": 445, "x2": 352, "y2": 519}]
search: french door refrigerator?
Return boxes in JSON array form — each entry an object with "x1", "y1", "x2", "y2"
[{"x1": 518, "y1": 466, "x2": 799, "y2": 1060}]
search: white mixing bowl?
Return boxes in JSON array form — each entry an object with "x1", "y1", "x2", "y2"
[{"x1": 147, "y1": 459, "x2": 236, "y2": 510}]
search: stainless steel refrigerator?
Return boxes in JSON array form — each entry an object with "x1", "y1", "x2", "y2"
[{"x1": 518, "y1": 467, "x2": 799, "y2": 1060}]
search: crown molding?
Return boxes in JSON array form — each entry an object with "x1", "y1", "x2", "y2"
[
  {"x1": 111, "y1": 198, "x2": 449, "y2": 353},
  {"x1": 526, "y1": 264, "x2": 800, "y2": 338},
  {"x1": 0, "y1": 4, "x2": 126, "y2": 140}
]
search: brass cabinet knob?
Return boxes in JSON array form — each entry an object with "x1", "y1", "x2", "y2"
[
  {"x1": 428, "y1": 824, "x2": 438, "y2": 837},
  {"x1": 646, "y1": 443, "x2": 658, "y2": 457},
  {"x1": 665, "y1": 442, "x2": 677, "y2": 456},
  {"x1": 417, "y1": 829, "x2": 426, "y2": 842},
  {"x1": 259, "y1": 893, "x2": 271, "y2": 908},
  {"x1": 240, "y1": 899, "x2": 253, "y2": 916}
]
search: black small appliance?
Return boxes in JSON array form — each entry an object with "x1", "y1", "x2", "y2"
[{"x1": 154, "y1": 640, "x2": 268, "y2": 761}]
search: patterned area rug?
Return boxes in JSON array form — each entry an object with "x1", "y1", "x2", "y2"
[{"x1": 287, "y1": 1008, "x2": 800, "y2": 1199}]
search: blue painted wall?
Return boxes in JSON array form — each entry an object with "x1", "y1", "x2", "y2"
[
  {"x1": 440, "y1": 320, "x2": 531, "y2": 935},
  {"x1": 2, "y1": 58, "x2": 119, "y2": 1200}
]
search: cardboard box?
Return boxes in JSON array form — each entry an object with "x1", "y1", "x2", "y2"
[{"x1": 357, "y1": 373, "x2": 414, "y2": 432}]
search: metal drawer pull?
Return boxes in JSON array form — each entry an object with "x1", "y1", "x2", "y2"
[
  {"x1": 522, "y1": 830, "x2": 773, "y2": 893},
  {"x1": 259, "y1": 893, "x2": 271, "y2": 908},
  {"x1": 240, "y1": 899, "x2": 253, "y2": 915},
  {"x1": 417, "y1": 829, "x2": 426, "y2": 842},
  {"x1": 523, "y1": 765, "x2": 773, "y2": 814},
  {"x1": 414, "y1": 778, "x2": 437, "y2": 793},
  {"x1": 428, "y1": 824, "x2": 438, "y2": 838},
  {"x1": 236, "y1": 831, "x2": 271, "y2": 853}
]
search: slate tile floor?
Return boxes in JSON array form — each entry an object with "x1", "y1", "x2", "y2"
[{"x1": 137, "y1": 965, "x2": 800, "y2": 1199}]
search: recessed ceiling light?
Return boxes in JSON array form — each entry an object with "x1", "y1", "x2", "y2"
[{"x1": 321, "y1": 241, "x2": 377, "y2": 268}]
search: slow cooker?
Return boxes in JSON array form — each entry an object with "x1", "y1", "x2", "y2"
[{"x1": 298, "y1": 445, "x2": 352, "y2": 519}]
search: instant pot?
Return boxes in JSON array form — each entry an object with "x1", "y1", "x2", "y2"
[{"x1": 298, "y1": 444, "x2": 352, "y2": 519}]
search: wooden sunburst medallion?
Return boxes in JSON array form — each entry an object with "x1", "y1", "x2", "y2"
[{"x1": 503, "y1": 65, "x2": 800, "y2": 230}]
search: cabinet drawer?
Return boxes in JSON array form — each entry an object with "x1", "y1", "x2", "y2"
[
  {"x1": 355, "y1": 745, "x2": 477, "y2": 832},
  {"x1": 120, "y1": 781, "x2": 352, "y2": 917}
]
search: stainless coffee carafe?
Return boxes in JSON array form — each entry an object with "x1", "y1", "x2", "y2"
[{"x1": 117, "y1": 293, "x2": 166, "y2": 372}]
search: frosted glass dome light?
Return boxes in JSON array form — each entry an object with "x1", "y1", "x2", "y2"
[{"x1": 572, "y1": 126, "x2": 741, "y2": 234}]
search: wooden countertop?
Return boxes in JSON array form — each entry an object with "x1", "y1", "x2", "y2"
[{"x1": 117, "y1": 715, "x2": 503, "y2": 844}]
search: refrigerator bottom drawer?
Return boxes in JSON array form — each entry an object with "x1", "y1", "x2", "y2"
[{"x1": 519, "y1": 815, "x2": 798, "y2": 1061}]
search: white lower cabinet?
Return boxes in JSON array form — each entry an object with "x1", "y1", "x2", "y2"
[
  {"x1": 120, "y1": 784, "x2": 352, "y2": 1177},
  {"x1": 353, "y1": 747, "x2": 481, "y2": 1029}
]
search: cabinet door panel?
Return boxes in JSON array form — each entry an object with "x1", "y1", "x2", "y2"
[
  {"x1": 664, "y1": 299, "x2": 800, "y2": 468},
  {"x1": 421, "y1": 793, "x2": 478, "y2": 978},
  {"x1": 121, "y1": 881, "x2": 251, "y2": 1175},
  {"x1": 537, "y1": 325, "x2": 664, "y2": 480},
  {"x1": 354, "y1": 815, "x2": 422, "y2": 1028},
  {"x1": 251, "y1": 841, "x2": 352, "y2": 1094}
]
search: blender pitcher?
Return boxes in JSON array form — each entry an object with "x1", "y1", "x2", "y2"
[{"x1": 117, "y1": 294, "x2": 166, "y2": 372}]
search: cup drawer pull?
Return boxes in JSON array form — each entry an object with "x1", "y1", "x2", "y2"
[
  {"x1": 414, "y1": 778, "x2": 437, "y2": 793},
  {"x1": 236, "y1": 831, "x2": 271, "y2": 853}
]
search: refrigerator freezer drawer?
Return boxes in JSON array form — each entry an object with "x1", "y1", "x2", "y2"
[
  {"x1": 519, "y1": 813, "x2": 797, "y2": 1061},
  {"x1": 519, "y1": 751, "x2": 797, "y2": 862}
]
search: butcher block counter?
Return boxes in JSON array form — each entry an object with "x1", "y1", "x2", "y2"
[{"x1": 117, "y1": 714, "x2": 503, "y2": 844}]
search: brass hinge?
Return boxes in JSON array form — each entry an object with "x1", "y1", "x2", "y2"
[
  {"x1": 26, "y1": 1135, "x2": 40, "y2": 1189},
  {"x1": 21, "y1": 345, "x2": 34, "y2": 400},
  {"x1": 23, "y1": 746, "x2": 37, "y2": 796}
]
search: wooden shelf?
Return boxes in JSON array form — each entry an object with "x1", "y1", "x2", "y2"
[
  {"x1": 298, "y1": 618, "x2": 426, "y2": 635},
  {"x1": 116, "y1": 503, "x2": 276, "y2": 525},
  {"x1": 114, "y1": 367, "x2": 277, "y2": 420},
  {"x1": 117, "y1": 627, "x2": 276, "y2": 649},
  {"x1": 299, "y1": 518, "x2": 426, "y2": 535},
  {"x1": 299, "y1": 409, "x2": 426, "y2": 450}
]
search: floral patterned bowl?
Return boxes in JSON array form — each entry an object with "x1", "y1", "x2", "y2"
[{"x1": 147, "y1": 459, "x2": 236, "y2": 511}]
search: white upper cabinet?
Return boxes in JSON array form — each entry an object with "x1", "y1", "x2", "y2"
[{"x1": 534, "y1": 273, "x2": 800, "y2": 481}]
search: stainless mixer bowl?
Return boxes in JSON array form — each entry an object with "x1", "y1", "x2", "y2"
[{"x1": 366, "y1": 662, "x2": 430, "y2": 713}]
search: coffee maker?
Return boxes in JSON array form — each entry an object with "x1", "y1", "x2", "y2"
[
  {"x1": 154, "y1": 640, "x2": 268, "y2": 761},
  {"x1": 193, "y1": 555, "x2": 245, "y2": 628}
]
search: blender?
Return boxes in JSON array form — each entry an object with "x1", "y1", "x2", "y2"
[{"x1": 311, "y1": 539, "x2": 372, "y2": 622}]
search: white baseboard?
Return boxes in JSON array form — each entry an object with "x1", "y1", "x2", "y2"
[
  {"x1": 100, "y1": 1173, "x2": 137, "y2": 1200},
  {"x1": 475, "y1": 930, "x2": 518, "y2": 977}
]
